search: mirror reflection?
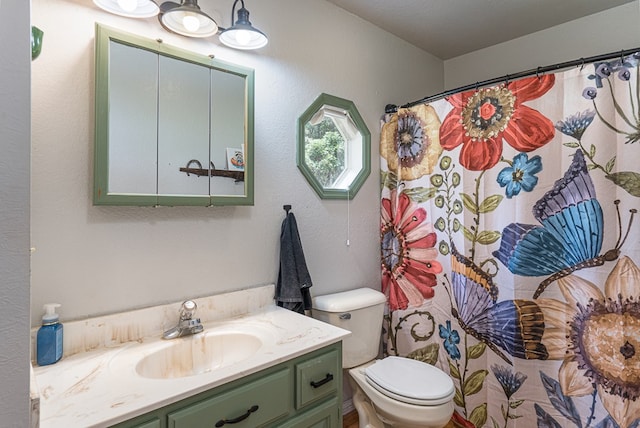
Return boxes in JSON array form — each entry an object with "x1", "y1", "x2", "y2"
[{"x1": 94, "y1": 24, "x2": 254, "y2": 206}]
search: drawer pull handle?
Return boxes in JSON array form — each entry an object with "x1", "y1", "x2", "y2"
[
  {"x1": 310, "y1": 373, "x2": 334, "y2": 388},
  {"x1": 215, "y1": 405, "x2": 259, "y2": 427}
]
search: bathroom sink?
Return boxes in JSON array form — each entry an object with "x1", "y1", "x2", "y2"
[{"x1": 135, "y1": 332, "x2": 263, "y2": 379}]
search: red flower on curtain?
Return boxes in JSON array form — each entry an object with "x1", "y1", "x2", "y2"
[
  {"x1": 448, "y1": 411, "x2": 476, "y2": 428},
  {"x1": 440, "y1": 75, "x2": 555, "y2": 171},
  {"x1": 381, "y1": 190, "x2": 442, "y2": 310}
]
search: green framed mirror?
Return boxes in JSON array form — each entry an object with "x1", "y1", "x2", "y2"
[
  {"x1": 94, "y1": 24, "x2": 254, "y2": 206},
  {"x1": 296, "y1": 93, "x2": 370, "y2": 199}
]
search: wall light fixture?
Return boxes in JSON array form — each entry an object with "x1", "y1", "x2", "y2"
[
  {"x1": 93, "y1": 0, "x2": 160, "y2": 18},
  {"x1": 93, "y1": 0, "x2": 268, "y2": 49},
  {"x1": 159, "y1": 0, "x2": 218, "y2": 37},
  {"x1": 219, "y1": 0, "x2": 268, "y2": 50}
]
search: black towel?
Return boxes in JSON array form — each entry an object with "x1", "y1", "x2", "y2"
[{"x1": 276, "y1": 212, "x2": 312, "y2": 314}]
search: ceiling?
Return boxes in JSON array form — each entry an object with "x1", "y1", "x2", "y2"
[{"x1": 325, "y1": 0, "x2": 636, "y2": 59}]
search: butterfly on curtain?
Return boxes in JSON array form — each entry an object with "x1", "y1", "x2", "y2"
[
  {"x1": 493, "y1": 149, "x2": 634, "y2": 299},
  {"x1": 449, "y1": 245, "x2": 548, "y2": 365}
]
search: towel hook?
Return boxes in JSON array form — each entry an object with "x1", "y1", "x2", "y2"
[{"x1": 283, "y1": 205, "x2": 291, "y2": 214}]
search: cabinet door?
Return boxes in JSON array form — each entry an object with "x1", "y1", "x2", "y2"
[
  {"x1": 296, "y1": 348, "x2": 340, "y2": 409},
  {"x1": 133, "y1": 419, "x2": 161, "y2": 428},
  {"x1": 210, "y1": 69, "x2": 246, "y2": 197},
  {"x1": 167, "y1": 368, "x2": 291, "y2": 428},
  {"x1": 108, "y1": 41, "x2": 158, "y2": 196},
  {"x1": 157, "y1": 55, "x2": 211, "y2": 202},
  {"x1": 278, "y1": 398, "x2": 340, "y2": 428}
]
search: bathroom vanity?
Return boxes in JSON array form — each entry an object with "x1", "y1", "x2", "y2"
[
  {"x1": 31, "y1": 285, "x2": 349, "y2": 427},
  {"x1": 113, "y1": 344, "x2": 341, "y2": 428}
]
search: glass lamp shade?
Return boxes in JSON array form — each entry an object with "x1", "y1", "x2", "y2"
[
  {"x1": 93, "y1": 0, "x2": 159, "y2": 18},
  {"x1": 219, "y1": 6, "x2": 267, "y2": 50},
  {"x1": 160, "y1": 1, "x2": 218, "y2": 38},
  {"x1": 219, "y1": 27, "x2": 268, "y2": 50}
]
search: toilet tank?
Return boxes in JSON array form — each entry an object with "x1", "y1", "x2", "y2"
[{"x1": 312, "y1": 288, "x2": 387, "y2": 369}]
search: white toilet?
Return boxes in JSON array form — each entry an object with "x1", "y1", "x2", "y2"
[{"x1": 312, "y1": 288, "x2": 454, "y2": 428}]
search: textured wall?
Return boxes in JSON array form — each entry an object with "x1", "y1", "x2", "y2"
[
  {"x1": 0, "y1": 0, "x2": 31, "y2": 425},
  {"x1": 30, "y1": 0, "x2": 443, "y2": 325},
  {"x1": 444, "y1": 2, "x2": 640, "y2": 90}
]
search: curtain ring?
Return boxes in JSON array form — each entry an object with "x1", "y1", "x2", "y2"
[
  {"x1": 475, "y1": 81, "x2": 479, "y2": 91},
  {"x1": 579, "y1": 58, "x2": 585, "y2": 71},
  {"x1": 505, "y1": 74, "x2": 510, "y2": 85},
  {"x1": 536, "y1": 66, "x2": 542, "y2": 80}
]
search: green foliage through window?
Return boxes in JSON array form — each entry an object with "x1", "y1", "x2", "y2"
[
  {"x1": 305, "y1": 118, "x2": 346, "y2": 187},
  {"x1": 296, "y1": 93, "x2": 370, "y2": 199}
]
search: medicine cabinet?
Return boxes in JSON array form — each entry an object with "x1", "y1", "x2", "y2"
[{"x1": 94, "y1": 24, "x2": 254, "y2": 206}]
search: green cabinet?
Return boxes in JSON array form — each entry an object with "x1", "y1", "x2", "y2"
[
  {"x1": 111, "y1": 343, "x2": 342, "y2": 428},
  {"x1": 126, "y1": 419, "x2": 161, "y2": 428},
  {"x1": 279, "y1": 398, "x2": 340, "y2": 428},
  {"x1": 168, "y1": 368, "x2": 290, "y2": 428},
  {"x1": 296, "y1": 348, "x2": 340, "y2": 410}
]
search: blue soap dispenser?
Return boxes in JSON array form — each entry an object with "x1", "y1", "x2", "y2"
[{"x1": 36, "y1": 303, "x2": 63, "y2": 366}]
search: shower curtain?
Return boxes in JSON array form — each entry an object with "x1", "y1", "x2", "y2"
[{"x1": 380, "y1": 51, "x2": 640, "y2": 428}]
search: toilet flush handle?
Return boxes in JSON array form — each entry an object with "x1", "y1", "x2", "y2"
[{"x1": 339, "y1": 313, "x2": 351, "y2": 320}]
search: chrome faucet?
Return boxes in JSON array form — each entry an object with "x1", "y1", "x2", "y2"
[{"x1": 162, "y1": 300, "x2": 204, "y2": 339}]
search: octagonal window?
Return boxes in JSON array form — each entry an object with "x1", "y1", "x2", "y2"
[{"x1": 297, "y1": 94, "x2": 370, "y2": 199}]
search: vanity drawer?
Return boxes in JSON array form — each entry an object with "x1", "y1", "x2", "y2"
[
  {"x1": 296, "y1": 348, "x2": 340, "y2": 409},
  {"x1": 167, "y1": 368, "x2": 291, "y2": 428},
  {"x1": 279, "y1": 397, "x2": 340, "y2": 428},
  {"x1": 131, "y1": 419, "x2": 161, "y2": 428}
]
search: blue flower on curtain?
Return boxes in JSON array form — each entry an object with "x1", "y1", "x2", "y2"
[
  {"x1": 439, "y1": 320, "x2": 461, "y2": 360},
  {"x1": 582, "y1": 87, "x2": 598, "y2": 100},
  {"x1": 496, "y1": 152, "x2": 542, "y2": 198},
  {"x1": 583, "y1": 53, "x2": 640, "y2": 144},
  {"x1": 491, "y1": 365, "x2": 527, "y2": 399},
  {"x1": 491, "y1": 364, "x2": 528, "y2": 425},
  {"x1": 587, "y1": 53, "x2": 640, "y2": 88},
  {"x1": 555, "y1": 110, "x2": 596, "y2": 140}
]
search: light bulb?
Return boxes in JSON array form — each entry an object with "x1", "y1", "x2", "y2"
[
  {"x1": 234, "y1": 29, "x2": 252, "y2": 46},
  {"x1": 182, "y1": 13, "x2": 200, "y2": 33},
  {"x1": 117, "y1": 0, "x2": 137, "y2": 12}
]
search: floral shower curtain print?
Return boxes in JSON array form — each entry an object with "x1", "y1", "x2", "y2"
[{"x1": 380, "y1": 52, "x2": 640, "y2": 428}]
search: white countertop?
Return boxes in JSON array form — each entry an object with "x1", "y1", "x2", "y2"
[{"x1": 32, "y1": 285, "x2": 350, "y2": 428}]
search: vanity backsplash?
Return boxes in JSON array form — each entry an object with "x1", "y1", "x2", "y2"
[{"x1": 30, "y1": 284, "x2": 276, "y2": 362}]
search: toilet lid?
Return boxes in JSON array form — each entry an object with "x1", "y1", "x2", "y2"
[{"x1": 364, "y1": 356, "x2": 455, "y2": 405}]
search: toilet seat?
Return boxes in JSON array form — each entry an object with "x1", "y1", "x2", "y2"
[{"x1": 364, "y1": 356, "x2": 455, "y2": 406}]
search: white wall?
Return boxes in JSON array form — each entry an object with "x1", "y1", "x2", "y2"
[
  {"x1": 22, "y1": 1, "x2": 640, "y2": 423},
  {"x1": 0, "y1": 0, "x2": 31, "y2": 425},
  {"x1": 30, "y1": 0, "x2": 443, "y2": 325},
  {"x1": 444, "y1": 2, "x2": 640, "y2": 90}
]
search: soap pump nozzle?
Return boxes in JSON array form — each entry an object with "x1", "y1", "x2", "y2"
[{"x1": 42, "y1": 303, "x2": 61, "y2": 324}]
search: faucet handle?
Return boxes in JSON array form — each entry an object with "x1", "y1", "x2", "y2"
[{"x1": 180, "y1": 300, "x2": 197, "y2": 320}]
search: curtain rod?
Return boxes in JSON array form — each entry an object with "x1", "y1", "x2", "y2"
[{"x1": 385, "y1": 46, "x2": 640, "y2": 114}]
